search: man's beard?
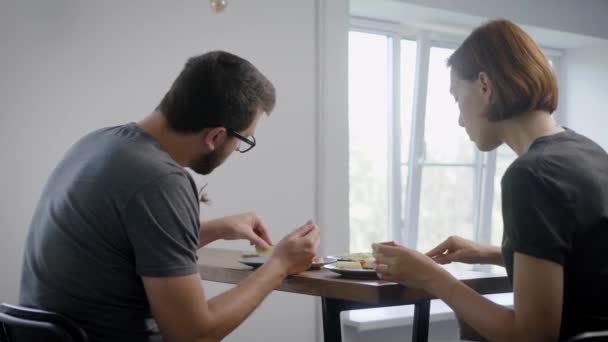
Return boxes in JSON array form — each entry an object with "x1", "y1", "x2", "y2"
[{"x1": 190, "y1": 147, "x2": 227, "y2": 175}]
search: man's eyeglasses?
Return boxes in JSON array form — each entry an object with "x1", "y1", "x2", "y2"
[{"x1": 227, "y1": 129, "x2": 256, "y2": 153}]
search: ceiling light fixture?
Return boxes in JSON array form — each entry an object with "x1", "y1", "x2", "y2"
[{"x1": 210, "y1": 0, "x2": 227, "y2": 13}]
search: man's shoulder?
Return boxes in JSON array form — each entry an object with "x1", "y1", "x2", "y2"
[
  {"x1": 91, "y1": 123, "x2": 181, "y2": 169},
  {"x1": 66, "y1": 123, "x2": 191, "y2": 198}
]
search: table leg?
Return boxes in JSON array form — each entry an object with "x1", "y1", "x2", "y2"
[
  {"x1": 321, "y1": 297, "x2": 376, "y2": 342},
  {"x1": 321, "y1": 297, "x2": 432, "y2": 342},
  {"x1": 412, "y1": 300, "x2": 430, "y2": 342}
]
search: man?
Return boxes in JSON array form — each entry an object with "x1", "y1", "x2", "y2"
[{"x1": 19, "y1": 50, "x2": 320, "y2": 341}]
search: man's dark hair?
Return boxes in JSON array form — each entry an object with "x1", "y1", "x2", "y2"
[{"x1": 157, "y1": 51, "x2": 276, "y2": 133}]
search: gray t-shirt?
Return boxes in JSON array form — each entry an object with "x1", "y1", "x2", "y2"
[{"x1": 19, "y1": 123, "x2": 200, "y2": 341}]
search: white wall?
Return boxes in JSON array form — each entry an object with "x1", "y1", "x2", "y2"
[
  {"x1": 0, "y1": 0, "x2": 349, "y2": 341},
  {"x1": 394, "y1": 0, "x2": 608, "y2": 40},
  {"x1": 563, "y1": 47, "x2": 608, "y2": 150}
]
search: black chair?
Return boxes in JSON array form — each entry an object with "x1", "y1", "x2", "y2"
[
  {"x1": 567, "y1": 331, "x2": 608, "y2": 342},
  {"x1": 0, "y1": 303, "x2": 89, "y2": 342},
  {"x1": 567, "y1": 330, "x2": 608, "y2": 342}
]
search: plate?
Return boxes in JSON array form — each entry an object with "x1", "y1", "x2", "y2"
[
  {"x1": 238, "y1": 256, "x2": 337, "y2": 270},
  {"x1": 322, "y1": 264, "x2": 379, "y2": 279}
]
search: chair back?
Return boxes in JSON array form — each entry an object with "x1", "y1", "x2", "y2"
[
  {"x1": 0, "y1": 303, "x2": 89, "y2": 342},
  {"x1": 567, "y1": 331, "x2": 608, "y2": 342}
]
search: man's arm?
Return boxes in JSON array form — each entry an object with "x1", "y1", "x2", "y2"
[
  {"x1": 145, "y1": 223, "x2": 319, "y2": 342},
  {"x1": 198, "y1": 212, "x2": 272, "y2": 249},
  {"x1": 198, "y1": 219, "x2": 225, "y2": 247},
  {"x1": 143, "y1": 258, "x2": 286, "y2": 342}
]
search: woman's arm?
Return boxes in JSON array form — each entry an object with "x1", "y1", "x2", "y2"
[
  {"x1": 374, "y1": 244, "x2": 563, "y2": 342},
  {"x1": 431, "y1": 252, "x2": 563, "y2": 341},
  {"x1": 426, "y1": 236, "x2": 504, "y2": 266}
]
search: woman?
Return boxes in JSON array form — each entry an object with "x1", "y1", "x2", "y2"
[{"x1": 373, "y1": 19, "x2": 608, "y2": 341}]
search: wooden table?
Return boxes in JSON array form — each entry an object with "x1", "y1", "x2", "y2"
[{"x1": 198, "y1": 248, "x2": 511, "y2": 342}]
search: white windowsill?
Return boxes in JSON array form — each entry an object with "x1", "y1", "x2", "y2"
[{"x1": 341, "y1": 293, "x2": 513, "y2": 332}]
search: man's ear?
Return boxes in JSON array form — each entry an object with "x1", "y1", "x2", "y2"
[
  {"x1": 200, "y1": 127, "x2": 227, "y2": 152},
  {"x1": 478, "y1": 71, "x2": 494, "y2": 103}
]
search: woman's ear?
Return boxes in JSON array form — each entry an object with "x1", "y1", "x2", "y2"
[
  {"x1": 478, "y1": 71, "x2": 494, "y2": 103},
  {"x1": 200, "y1": 127, "x2": 227, "y2": 152}
]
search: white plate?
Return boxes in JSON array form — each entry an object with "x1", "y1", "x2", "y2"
[
  {"x1": 238, "y1": 256, "x2": 337, "y2": 270},
  {"x1": 323, "y1": 264, "x2": 379, "y2": 279}
]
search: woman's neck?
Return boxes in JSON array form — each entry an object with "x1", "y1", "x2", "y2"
[{"x1": 499, "y1": 110, "x2": 564, "y2": 156}]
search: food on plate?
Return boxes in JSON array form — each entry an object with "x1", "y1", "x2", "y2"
[
  {"x1": 343, "y1": 252, "x2": 374, "y2": 261},
  {"x1": 336, "y1": 252, "x2": 375, "y2": 269},
  {"x1": 255, "y1": 245, "x2": 273, "y2": 256},
  {"x1": 336, "y1": 261, "x2": 364, "y2": 269}
]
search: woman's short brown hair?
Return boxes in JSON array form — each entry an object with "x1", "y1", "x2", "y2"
[{"x1": 447, "y1": 19, "x2": 558, "y2": 121}]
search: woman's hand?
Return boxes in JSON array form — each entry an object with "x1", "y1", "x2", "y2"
[
  {"x1": 426, "y1": 236, "x2": 503, "y2": 266},
  {"x1": 373, "y1": 242, "x2": 453, "y2": 291},
  {"x1": 199, "y1": 212, "x2": 272, "y2": 249}
]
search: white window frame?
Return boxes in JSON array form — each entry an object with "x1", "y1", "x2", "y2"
[{"x1": 349, "y1": 17, "x2": 564, "y2": 268}]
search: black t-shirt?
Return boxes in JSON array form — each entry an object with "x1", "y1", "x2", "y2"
[
  {"x1": 19, "y1": 123, "x2": 200, "y2": 342},
  {"x1": 501, "y1": 128, "x2": 608, "y2": 340}
]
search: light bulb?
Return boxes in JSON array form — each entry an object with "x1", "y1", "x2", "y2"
[{"x1": 210, "y1": 0, "x2": 227, "y2": 13}]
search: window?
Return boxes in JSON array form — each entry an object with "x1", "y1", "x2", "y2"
[
  {"x1": 416, "y1": 46, "x2": 477, "y2": 254},
  {"x1": 348, "y1": 23, "x2": 561, "y2": 272},
  {"x1": 348, "y1": 31, "x2": 390, "y2": 253}
]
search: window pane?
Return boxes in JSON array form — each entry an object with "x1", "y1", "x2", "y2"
[
  {"x1": 424, "y1": 47, "x2": 474, "y2": 164},
  {"x1": 417, "y1": 46, "x2": 477, "y2": 262},
  {"x1": 490, "y1": 145, "x2": 518, "y2": 246},
  {"x1": 348, "y1": 31, "x2": 390, "y2": 253},
  {"x1": 399, "y1": 39, "x2": 416, "y2": 237},
  {"x1": 400, "y1": 164, "x2": 409, "y2": 225},
  {"x1": 400, "y1": 39, "x2": 417, "y2": 163},
  {"x1": 418, "y1": 167, "x2": 475, "y2": 253}
]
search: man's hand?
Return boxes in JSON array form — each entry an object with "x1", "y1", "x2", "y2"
[
  {"x1": 270, "y1": 221, "x2": 321, "y2": 275},
  {"x1": 220, "y1": 212, "x2": 273, "y2": 249},
  {"x1": 199, "y1": 212, "x2": 272, "y2": 249}
]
